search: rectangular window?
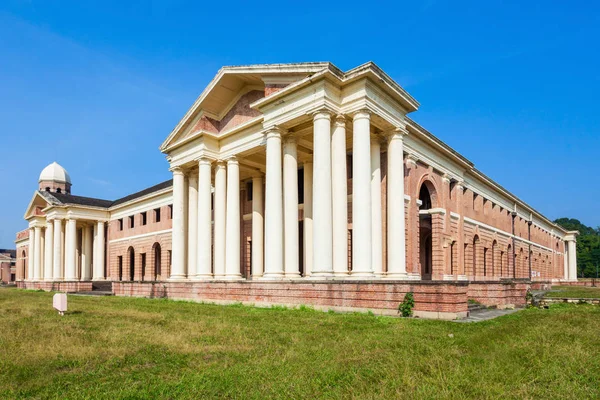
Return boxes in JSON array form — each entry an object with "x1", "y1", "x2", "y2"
[
  {"x1": 154, "y1": 208, "x2": 161, "y2": 223},
  {"x1": 168, "y1": 205, "x2": 173, "y2": 219},
  {"x1": 129, "y1": 215, "x2": 135, "y2": 229},
  {"x1": 246, "y1": 181, "x2": 253, "y2": 202},
  {"x1": 118, "y1": 219, "x2": 123, "y2": 231},
  {"x1": 141, "y1": 212, "x2": 147, "y2": 226},
  {"x1": 298, "y1": 168, "x2": 304, "y2": 204}
]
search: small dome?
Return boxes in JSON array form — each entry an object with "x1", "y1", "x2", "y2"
[{"x1": 39, "y1": 162, "x2": 71, "y2": 184}]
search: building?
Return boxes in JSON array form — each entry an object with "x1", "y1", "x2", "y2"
[
  {"x1": 0, "y1": 249, "x2": 16, "y2": 284},
  {"x1": 15, "y1": 62, "x2": 578, "y2": 319}
]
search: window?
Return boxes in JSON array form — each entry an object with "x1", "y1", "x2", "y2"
[
  {"x1": 168, "y1": 205, "x2": 173, "y2": 219},
  {"x1": 246, "y1": 181, "x2": 253, "y2": 202},
  {"x1": 118, "y1": 219, "x2": 124, "y2": 231},
  {"x1": 56, "y1": 188, "x2": 62, "y2": 193},
  {"x1": 129, "y1": 215, "x2": 135, "y2": 229},
  {"x1": 141, "y1": 212, "x2": 147, "y2": 226},
  {"x1": 154, "y1": 208, "x2": 161, "y2": 223},
  {"x1": 298, "y1": 168, "x2": 304, "y2": 204},
  {"x1": 45, "y1": 187, "x2": 50, "y2": 192}
]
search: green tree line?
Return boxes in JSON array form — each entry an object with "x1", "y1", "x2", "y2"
[{"x1": 554, "y1": 218, "x2": 600, "y2": 278}]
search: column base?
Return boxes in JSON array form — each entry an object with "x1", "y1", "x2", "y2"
[
  {"x1": 222, "y1": 274, "x2": 243, "y2": 281},
  {"x1": 190, "y1": 274, "x2": 214, "y2": 281},
  {"x1": 350, "y1": 271, "x2": 375, "y2": 278},
  {"x1": 384, "y1": 272, "x2": 408, "y2": 280},
  {"x1": 285, "y1": 273, "x2": 302, "y2": 279},
  {"x1": 168, "y1": 275, "x2": 187, "y2": 282},
  {"x1": 92, "y1": 277, "x2": 106, "y2": 281},
  {"x1": 308, "y1": 271, "x2": 335, "y2": 279},
  {"x1": 261, "y1": 272, "x2": 285, "y2": 280}
]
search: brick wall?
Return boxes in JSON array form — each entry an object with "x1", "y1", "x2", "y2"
[{"x1": 17, "y1": 281, "x2": 93, "y2": 292}]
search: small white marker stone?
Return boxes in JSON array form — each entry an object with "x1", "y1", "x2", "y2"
[{"x1": 53, "y1": 293, "x2": 67, "y2": 316}]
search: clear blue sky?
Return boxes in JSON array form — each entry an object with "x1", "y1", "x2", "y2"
[{"x1": 0, "y1": 1, "x2": 598, "y2": 248}]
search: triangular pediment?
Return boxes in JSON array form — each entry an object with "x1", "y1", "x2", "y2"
[
  {"x1": 160, "y1": 63, "x2": 332, "y2": 152},
  {"x1": 23, "y1": 191, "x2": 54, "y2": 220}
]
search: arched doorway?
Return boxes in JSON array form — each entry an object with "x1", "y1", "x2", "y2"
[
  {"x1": 472, "y1": 235, "x2": 480, "y2": 278},
  {"x1": 127, "y1": 247, "x2": 135, "y2": 281},
  {"x1": 418, "y1": 183, "x2": 435, "y2": 280},
  {"x1": 152, "y1": 243, "x2": 161, "y2": 281}
]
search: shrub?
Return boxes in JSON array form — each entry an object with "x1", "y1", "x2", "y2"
[{"x1": 399, "y1": 292, "x2": 415, "y2": 317}]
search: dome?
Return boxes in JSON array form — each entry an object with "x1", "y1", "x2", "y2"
[{"x1": 39, "y1": 162, "x2": 71, "y2": 184}]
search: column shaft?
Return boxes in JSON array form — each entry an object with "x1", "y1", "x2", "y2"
[
  {"x1": 332, "y1": 116, "x2": 348, "y2": 276},
  {"x1": 303, "y1": 162, "x2": 314, "y2": 276},
  {"x1": 284, "y1": 137, "x2": 300, "y2": 278},
  {"x1": 312, "y1": 112, "x2": 333, "y2": 276},
  {"x1": 214, "y1": 162, "x2": 227, "y2": 278},
  {"x1": 33, "y1": 226, "x2": 42, "y2": 280},
  {"x1": 53, "y1": 219, "x2": 63, "y2": 280},
  {"x1": 563, "y1": 243, "x2": 568, "y2": 280},
  {"x1": 44, "y1": 221, "x2": 54, "y2": 280},
  {"x1": 264, "y1": 130, "x2": 284, "y2": 278},
  {"x1": 371, "y1": 138, "x2": 383, "y2": 276},
  {"x1": 27, "y1": 228, "x2": 34, "y2": 280},
  {"x1": 93, "y1": 222, "x2": 105, "y2": 280},
  {"x1": 351, "y1": 111, "x2": 373, "y2": 276},
  {"x1": 196, "y1": 158, "x2": 213, "y2": 279},
  {"x1": 170, "y1": 168, "x2": 186, "y2": 279},
  {"x1": 386, "y1": 129, "x2": 407, "y2": 278},
  {"x1": 568, "y1": 240, "x2": 577, "y2": 280},
  {"x1": 82, "y1": 225, "x2": 93, "y2": 280},
  {"x1": 65, "y1": 219, "x2": 77, "y2": 280},
  {"x1": 225, "y1": 158, "x2": 241, "y2": 279},
  {"x1": 251, "y1": 176, "x2": 264, "y2": 278},
  {"x1": 187, "y1": 170, "x2": 199, "y2": 278}
]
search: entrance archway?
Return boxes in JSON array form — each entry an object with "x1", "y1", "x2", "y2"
[{"x1": 418, "y1": 182, "x2": 436, "y2": 280}]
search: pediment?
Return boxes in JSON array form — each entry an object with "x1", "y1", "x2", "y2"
[
  {"x1": 24, "y1": 191, "x2": 53, "y2": 220},
  {"x1": 160, "y1": 63, "x2": 331, "y2": 153}
]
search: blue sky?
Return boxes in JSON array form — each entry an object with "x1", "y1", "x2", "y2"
[{"x1": 0, "y1": 0, "x2": 599, "y2": 248}]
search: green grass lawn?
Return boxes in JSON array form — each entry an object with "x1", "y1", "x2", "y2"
[
  {"x1": 546, "y1": 285, "x2": 600, "y2": 299},
  {"x1": 1, "y1": 289, "x2": 599, "y2": 399}
]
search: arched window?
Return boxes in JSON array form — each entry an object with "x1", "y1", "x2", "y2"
[
  {"x1": 56, "y1": 188, "x2": 62, "y2": 193},
  {"x1": 507, "y1": 244, "x2": 512, "y2": 277},
  {"x1": 419, "y1": 184, "x2": 433, "y2": 210},
  {"x1": 472, "y1": 235, "x2": 480, "y2": 278},
  {"x1": 491, "y1": 240, "x2": 498, "y2": 277}
]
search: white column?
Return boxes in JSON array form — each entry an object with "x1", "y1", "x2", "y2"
[
  {"x1": 33, "y1": 226, "x2": 42, "y2": 280},
  {"x1": 170, "y1": 167, "x2": 186, "y2": 280},
  {"x1": 264, "y1": 129, "x2": 284, "y2": 278},
  {"x1": 251, "y1": 175, "x2": 264, "y2": 278},
  {"x1": 351, "y1": 110, "x2": 373, "y2": 276},
  {"x1": 332, "y1": 115, "x2": 348, "y2": 277},
  {"x1": 563, "y1": 244, "x2": 569, "y2": 280},
  {"x1": 284, "y1": 136, "x2": 300, "y2": 278},
  {"x1": 225, "y1": 157, "x2": 242, "y2": 279},
  {"x1": 386, "y1": 128, "x2": 408, "y2": 278},
  {"x1": 196, "y1": 158, "x2": 213, "y2": 279},
  {"x1": 65, "y1": 219, "x2": 77, "y2": 280},
  {"x1": 53, "y1": 219, "x2": 63, "y2": 280},
  {"x1": 214, "y1": 161, "x2": 227, "y2": 278},
  {"x1": 568, "y1": 239, "x2": 577, "y2": 281},
  {"x1": 303, "y1": 162, "x2": 313, "y2": 277},
  {"x1": 312, "y1": 111, "x2": 334, "y2": 277},
  {"x1": 371, "y1": 137, "x2": 383, "y2": 276},
  {"x1": 44, "y1": 220, "x2": 54, "y2": 280},
  {"x1": 187, "y1": 170, "x2": 199, "y2": 279},
  {"x1": 82, "y1": 225, "x2": 93, "y2": 280},
  {"x1": 27, "y1": 228, "x2": 34, "y2": 280},
  {"x1": 93, "y1": 221, "x2": 105, "y2": 280}
]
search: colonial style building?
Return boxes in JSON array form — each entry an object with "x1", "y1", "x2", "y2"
[{"x1": 15, "y1": 62, "x2": 578, "y2": 318}]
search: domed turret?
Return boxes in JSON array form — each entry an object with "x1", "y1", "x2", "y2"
[{"x1": 39, "y1": 162, "x2": 72, "y2": 194}]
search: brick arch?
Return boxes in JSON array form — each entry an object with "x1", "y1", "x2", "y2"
[{"x1": 416, "y1": 175, "x2": 440, "y2": 209}]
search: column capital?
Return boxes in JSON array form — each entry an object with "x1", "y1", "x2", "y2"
[
  {"x1": 226, "y1": 156, "x2": 239, "y2": 165},
  {"x1": 197, "y1": 157, "x2": 213, "y2": 166},
  {"x1": 312, "y1": 108, "x2": 333, "y2": 121},
  {"x1": 170, "y1": 166, "x2": 184, "y2": 175},
  {"x1": 334, "y1": 114, "x2": 347, "y2": 127},
  {"x1": 352, "y1": 109, "x2": 372, "y2": 121},
  {"x1": 386, "y1": 126, "x2": 409, "y2": 140},
  {"x1": 264, "y1": 125, "x2": 285, "y2": 139},
  {"x1": 406, "y1": 152, "x2": 419, "y2": 166},
  {"x1": 283, "y1": 133, "x2": 297, "y2": 144}
]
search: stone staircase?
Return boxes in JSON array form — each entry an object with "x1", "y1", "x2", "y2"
[{"x1": 75, "y1": 281, "x2": 113, "y2": 296}]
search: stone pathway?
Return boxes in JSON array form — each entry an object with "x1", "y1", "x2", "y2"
[{"x1": 454, "y1": 308, "x2": 521, "y2": 323}]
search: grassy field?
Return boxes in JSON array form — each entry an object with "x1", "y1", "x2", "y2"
[
  {"x1": 1, "y1": 289, "x2": 599, "y2": 399},
  {"x1": 546, "y1": 285, "x2": 600, "y2": 299}
]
